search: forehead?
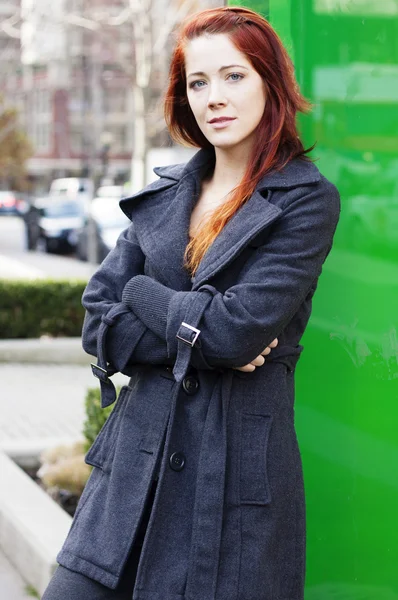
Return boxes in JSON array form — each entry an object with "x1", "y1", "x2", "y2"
[{"x1": 184, "y1": 33, "x2": 251, "y2": 74}]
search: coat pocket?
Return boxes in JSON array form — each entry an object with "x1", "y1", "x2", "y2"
[
  {"x1": 239, "y1": 413, "x2": 273, "y2": 505},
  {"x1": 85, "y1": 385, "x2": 131, "y2": 470}
]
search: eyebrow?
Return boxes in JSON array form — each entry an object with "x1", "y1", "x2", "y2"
[{"x1": 187, "y1": 64, "x2": 249, "y2": 78}]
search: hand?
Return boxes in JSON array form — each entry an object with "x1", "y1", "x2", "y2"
[{"x1": 233, "y1": 338, "x2": 278, "y2": 372}]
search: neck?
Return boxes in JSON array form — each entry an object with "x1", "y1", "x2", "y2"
[{"x1": 206, "y1": 144, "x2": 252, "y2": 192}]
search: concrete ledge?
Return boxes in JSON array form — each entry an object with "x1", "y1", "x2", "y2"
[
  {"x1": 0, "y1": 451, "x2": 72, "y2": 596},
  {"x1": 0, "y1": 337, "x2": 94, "y2": 364}
]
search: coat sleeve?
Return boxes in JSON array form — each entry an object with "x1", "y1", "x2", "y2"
[
  {"x1": 81, "y1": 222, "x2": 172, "y2": 372},
  {"x1": 120, "y1": 179, "x2": 341, "y2": 369}
]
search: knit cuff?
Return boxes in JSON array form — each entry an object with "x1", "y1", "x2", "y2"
[{"x1": 122, "y1": 275, "x2": 176, "y2": 339}]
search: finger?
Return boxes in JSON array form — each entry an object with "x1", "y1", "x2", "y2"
[
  {"x1": 260, "y1": 347, "x2": 271, "y2": 356},
  {"x1": 269, "y1": 338, "x2": 278, "y2": 348},
  {"x1": 233, "y1": 364, "x2": 256, "y2": 372},
  {"x1": 250, "y1": 355, "x2": 265, "y2": 367}
]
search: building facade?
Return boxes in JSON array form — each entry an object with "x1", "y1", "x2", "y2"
[{"x1": 0, "y1": 0, "x2": 221, "y2": 194}]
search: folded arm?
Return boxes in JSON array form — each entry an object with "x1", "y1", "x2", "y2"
[{"x1": 121, "y1": 180, "x2": 340, "y2": 369}]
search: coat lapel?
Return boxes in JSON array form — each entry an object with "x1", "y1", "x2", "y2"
[
  {"x1": 120, "y1": 149, "x2": 321, "y2": 291},
  {"x1": 120, "y1": 150, "x2": 211, "y2": 290},
  {"x1": 191, "y1": 190, "x2": 281, "y2": 289}
]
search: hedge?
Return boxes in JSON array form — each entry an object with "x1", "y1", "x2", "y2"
[{"x1": 0, "y1": 279, "x2": 87, "y2": 338}]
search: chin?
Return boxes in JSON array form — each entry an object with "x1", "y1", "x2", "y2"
[{"x1": 209, "y1": 137, "x2": 242, "y2": 150}]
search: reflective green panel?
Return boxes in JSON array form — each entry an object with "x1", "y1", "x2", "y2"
[
  {"x1": 230, "y1": 0, "x2": 398, "y2": 597},
  {"x1": 230, "y1": 0, "x2": 269, "y2": 18}
]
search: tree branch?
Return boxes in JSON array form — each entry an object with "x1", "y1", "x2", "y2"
[
  {"x1": 0, "y1": 11, "x2": 21, "y2": 39},
  {"x1": 152, "y1": 0, "x2": 198, "y2": 56},
  {"x1": 65, "y1": 14, "x2": 100, "y2": 31}
]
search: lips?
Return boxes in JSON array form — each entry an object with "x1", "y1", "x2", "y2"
[{"x1": 208, "y1": 117, "x2": 236, "y2": 123}]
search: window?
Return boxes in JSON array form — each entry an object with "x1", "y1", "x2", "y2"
[{"x1": 34, "y1": 122, "x2": 50, "y2": 152}]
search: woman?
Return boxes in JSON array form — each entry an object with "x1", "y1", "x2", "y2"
[{"x1": 43, "y1": 6, "x2": 340, "y2": 600}]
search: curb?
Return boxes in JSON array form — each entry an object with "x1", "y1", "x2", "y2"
[
  {"x1": 0, "y1": 338, "x2": 94, "y2": 365},
  {"x1": 0, "y1": 451, "x2": 73, "y2": 596}
]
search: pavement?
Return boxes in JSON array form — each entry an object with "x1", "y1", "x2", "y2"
[
  {"x1": 0, "y1": 250, "x2": 96, "y2": 281},
  {"x1": 0, "y1": 549, "x2": 33, "y2": 600},
  {"x1": 4, "y1": 364, "x2": 94, "y2": 458},
  {"x1": 0, "y1": 362, "x2": 129, "y2": 459}
]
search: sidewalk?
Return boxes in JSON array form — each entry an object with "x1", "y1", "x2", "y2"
[
  {"x1": 0, "y1": 549, "x2": 32, "y2": 600},
  {"x1": 0, "y1": 363, "x2": 129, "y2": 458}
]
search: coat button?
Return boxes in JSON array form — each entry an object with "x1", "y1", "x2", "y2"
[
  {"x1": 182, "y1": 375, "x2": 200, "y2": 396},
  {"x1": 169, "y1": 452, "x2": 186, "y2": 471}
]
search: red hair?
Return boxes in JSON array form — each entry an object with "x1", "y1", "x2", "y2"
[{"x1": 164, "y1": 6, "x2": 313, "y2": 276}]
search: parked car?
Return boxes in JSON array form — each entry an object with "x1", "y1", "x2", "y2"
[
  {"x1": 49, "y1": 177, "x2": 94, "y2": 214},
  {"x1": 0, "y1": 191, "x2": 24, "y2": 215},
  {"x1": 76, "y1": 197, "x2": 130, "y2": 263},
  {"x1": 95, "y1": 185, "x2": 124, "y2": 199},
  {"x1": 24, "y1": 197, "x2": 85, "y2": 254}
]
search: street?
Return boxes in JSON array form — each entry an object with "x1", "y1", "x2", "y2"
[{"x1": 0, "y1": 216, "x2": 97, "y2": 281}]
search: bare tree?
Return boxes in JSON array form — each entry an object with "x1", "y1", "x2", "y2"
[{"x1": 126, "y1": 0, "x2": 200, "y2": 192}]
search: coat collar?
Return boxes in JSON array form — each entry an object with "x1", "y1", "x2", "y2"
[
  {"x1": 151, "y1": 147, "x2": 321, "y2": 190},
  {"x1": 120, "y1": 148, "x2": 321, "y2": 290}
]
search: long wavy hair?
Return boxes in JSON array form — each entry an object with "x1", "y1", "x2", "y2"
[{"x1": 164, "y1": 6, "x2": 313, "y2": 276}]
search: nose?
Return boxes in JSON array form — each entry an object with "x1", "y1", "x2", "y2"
[{"x1": 207, "y1": 81, "x2": 226, "y2": 108}]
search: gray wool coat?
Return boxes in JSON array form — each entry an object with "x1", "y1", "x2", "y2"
[{"x1": 57, "y1": 147, "x2": 340, "y2": 600}]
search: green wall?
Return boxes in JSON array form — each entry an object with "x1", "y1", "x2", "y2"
[{"x1": 231, "y1": 0, "x2": 398, "y2": 597}]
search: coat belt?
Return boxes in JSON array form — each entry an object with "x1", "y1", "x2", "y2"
[
  {"x1": 171, "y1": 284, "x2": 217, "y2": 382},
  {"x1": 184, "y1": 370, "x2": 233, "y2": 600},
  {"x1": 264, "y1": 343, "x2": 304, "y2": 371}
]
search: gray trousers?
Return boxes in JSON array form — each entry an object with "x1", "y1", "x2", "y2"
[{"x1": 42, "y1": 480, "x2": 157, "y2": 599}]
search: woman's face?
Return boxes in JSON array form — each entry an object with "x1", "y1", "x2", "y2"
[{"x1": 185, "y1": 33, "x2": 267, "y2": 153}]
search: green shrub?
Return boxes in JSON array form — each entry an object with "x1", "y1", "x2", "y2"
[
  {"x1": 83, "y1": 386, "x2": 118, "y2": 451},
  {"x1": 0, "y1": 279, "x2": 86, "y2": 338},
  {"x1": 25, "y1": 584, "x2": 40, "y2": 599}
]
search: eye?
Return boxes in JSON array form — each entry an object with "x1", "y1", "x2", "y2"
[
  {"x1": 227, "y1": 73, "x2": 244, "y2": 82},
  {"x1": 189, "y1": 80, "x2": 206, "y2": 90}
]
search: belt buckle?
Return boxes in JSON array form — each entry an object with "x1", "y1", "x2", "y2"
[
  {"x1": 176, "y1": 322, "x2": 200, "y2": 347},
  {"x1": 91, "y1": 363, "x2": 111, "y2": 384}
]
